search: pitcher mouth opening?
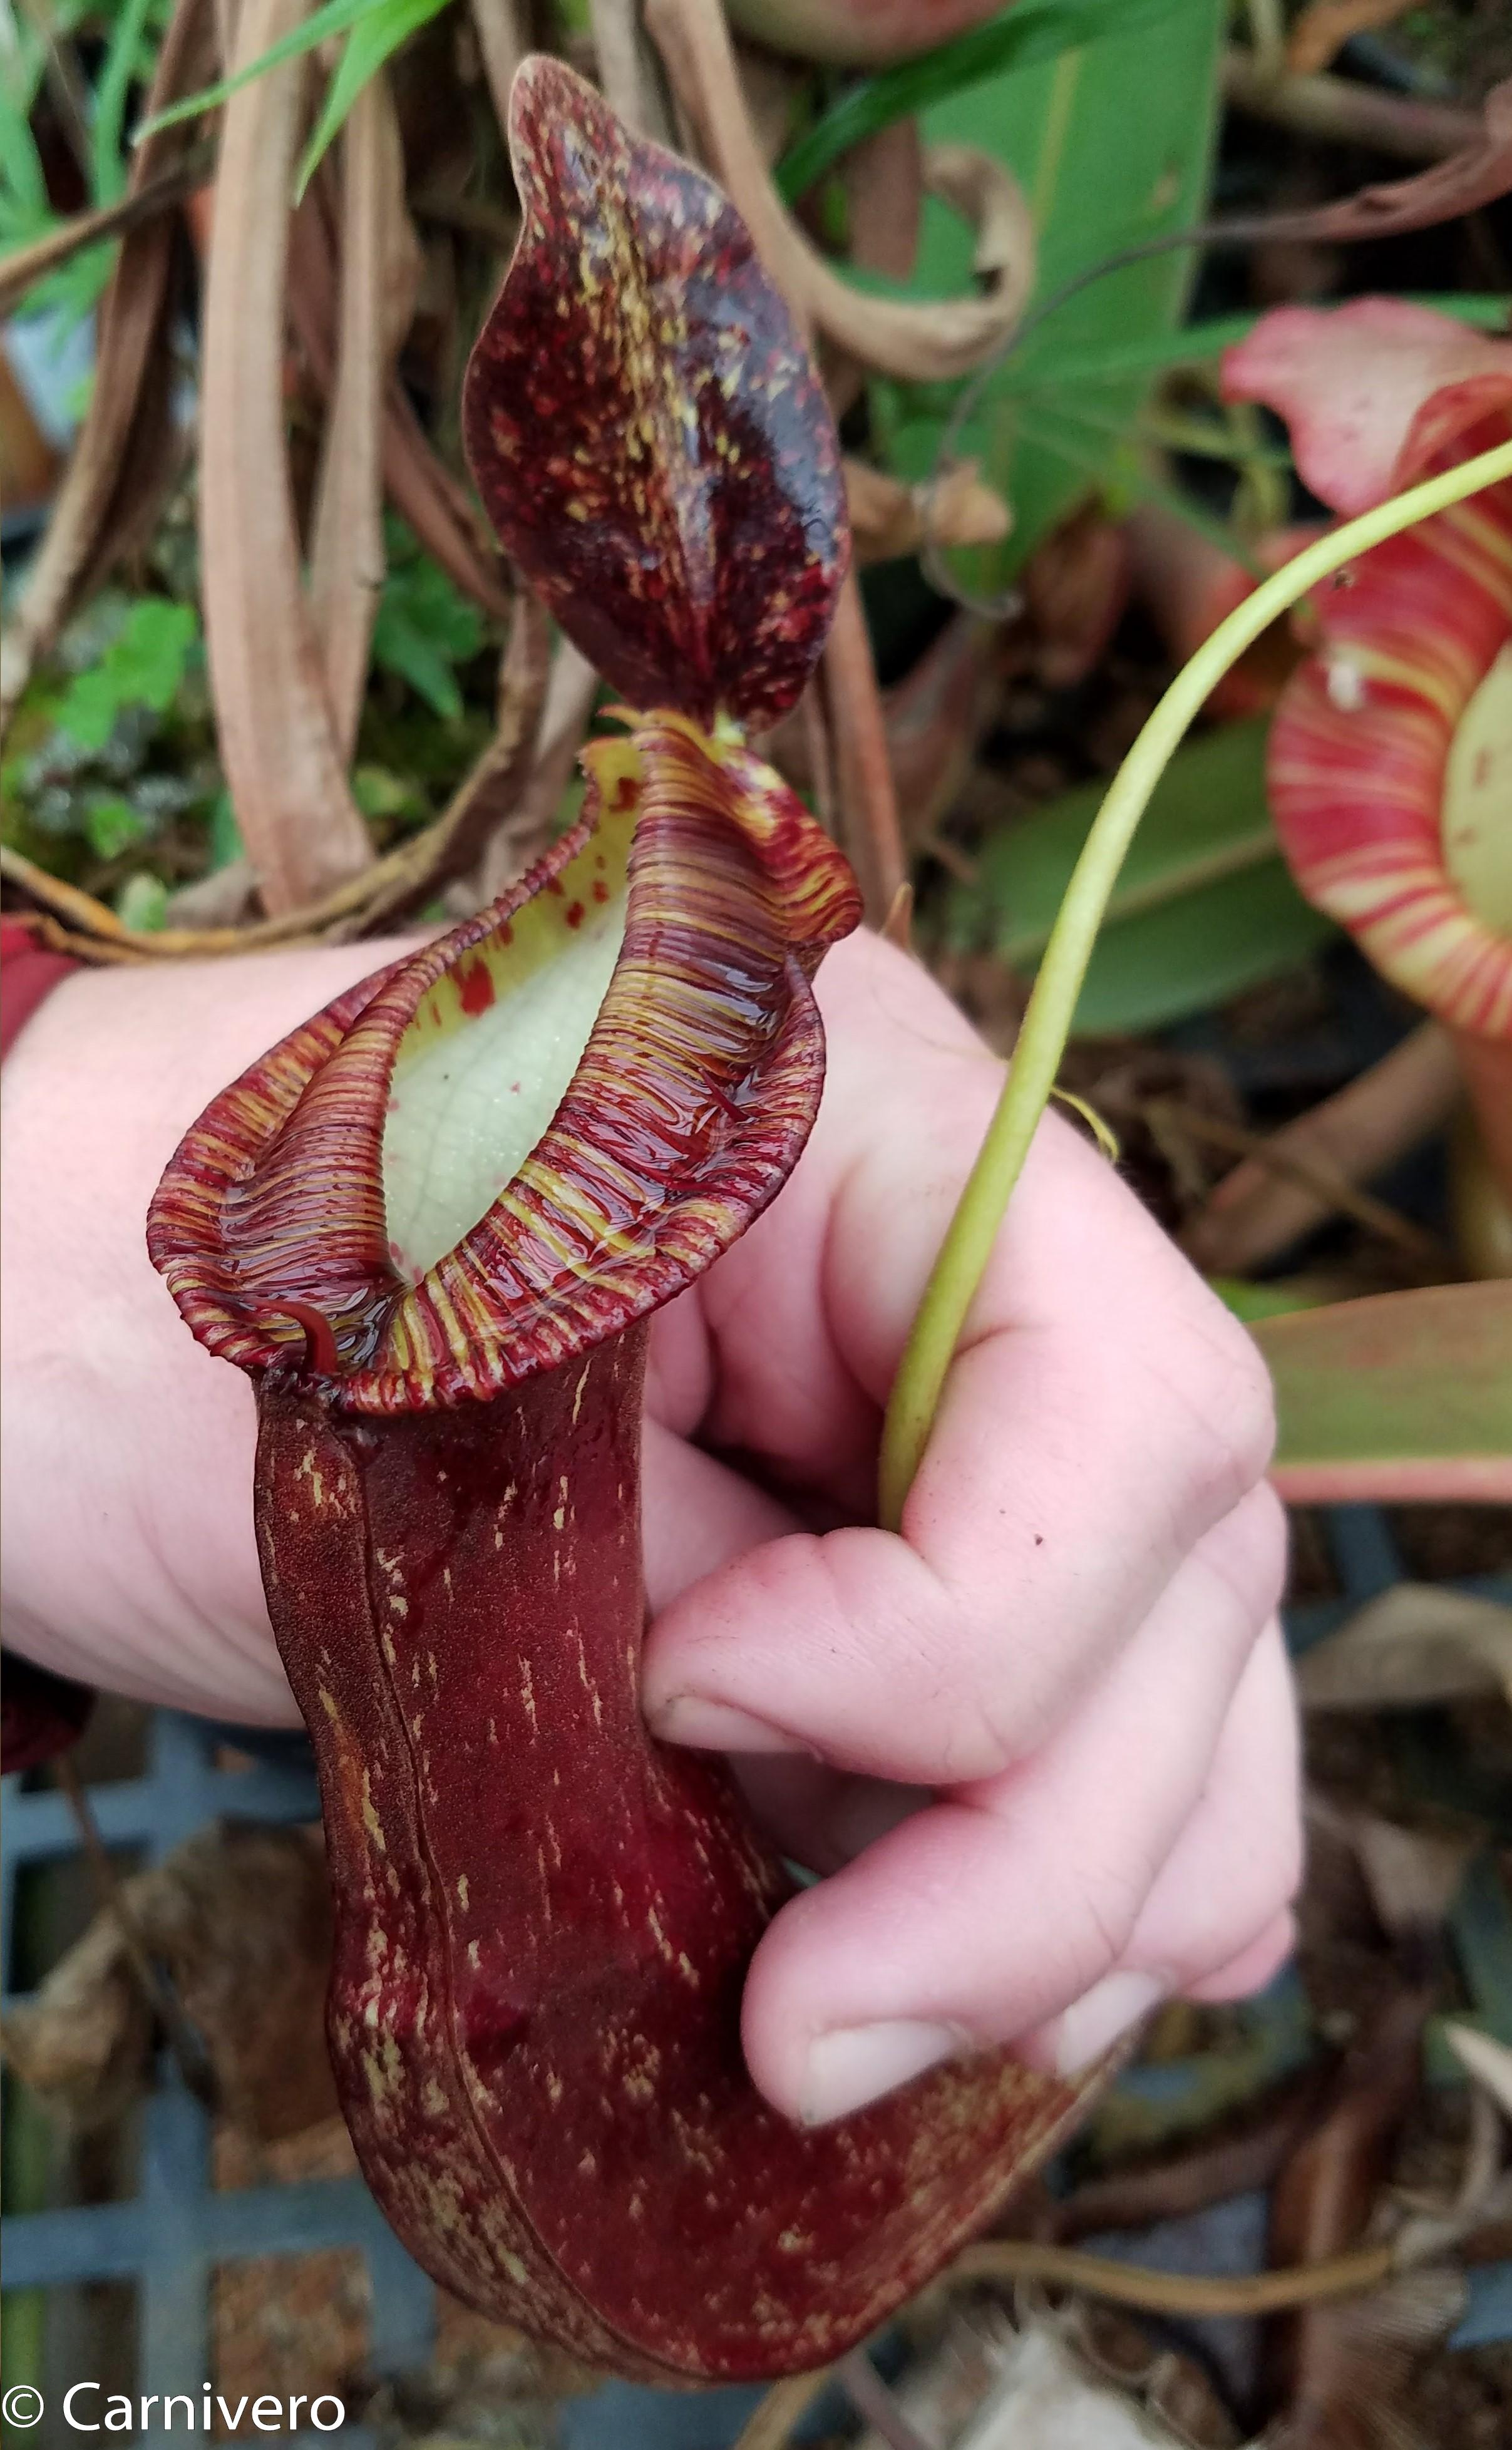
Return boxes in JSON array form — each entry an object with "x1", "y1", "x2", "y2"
[{"x1": 148, "y1": 716, "x2": 860, "y2": 1416}]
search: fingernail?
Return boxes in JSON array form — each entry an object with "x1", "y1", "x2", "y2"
[
  {"x1": 1047, "y1": 1970, "x2": 1166, "y2": 2077},
  {"x1": 800, "y1": 2020, "x2": 962, "y2": 2125},
  {"x1": 649, "y1": 1694, "x2": 805, "y2": 1754}
]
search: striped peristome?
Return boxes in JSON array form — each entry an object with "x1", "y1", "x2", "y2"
[{"x1": 1225, "y1": 303, "x2": 1512, "y2": 1039}]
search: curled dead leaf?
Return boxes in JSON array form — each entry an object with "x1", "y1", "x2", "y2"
[
  {"x1": 1297, "y1": 1585, "x2": 1512, "y2": 1714},
  {"x1": 845, "y1": 456, "x2": 1011, "y2": 564}
]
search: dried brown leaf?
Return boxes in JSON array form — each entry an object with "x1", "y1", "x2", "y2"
[
  {"x1": 308, "y1": 78, "x2": 399, "y2": 763},
  {"x1": 1182, "y1": 1026, "x2": 1462, "y2": 1277},
  {"x1": 198, "y1": 0, "x2": 375, "y2": 912},
  {"x1": 1256, "y1": 2269, "x2": 1466, "y2": 2450},
  {"x1": 1297, "y1": 1585, "x2": 1512, "y2": 1713},
  {"x1": 883, "y1": 610, "x2": 998, "y2": 845},
  {"x1": 1343, "y1": 1811, "x2": 1481, "y2": 1943},
  {"x1": 2, "y1": 1823, "x2": 336, "y2": 2140},
  {"x1": 845, "y1": 456, "x2": 1011, "y2": 564},
  {"x1": 286, "y1": 182, "x2": 510, "y2": 619},
  {"x1": 1280, "y1": 74, "x2": 1512, "y2": 240}
]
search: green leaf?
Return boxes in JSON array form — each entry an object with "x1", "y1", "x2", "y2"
[
  {"x1": 1255, "y1": 1282, "x2": 1512, "y2": 1505},
  {"x1": 1212, "y1": 1276, "x2": 1330, "y2": 1325},
  {"x1": 133, "y1": 0, "x2": 397, "y2": 142},
  {"x1": 85, "y1": 792, "x2": 150, "y2": 858},
  {"x1": 56, "y1": 599, "x2": 199, "y2": 750},
  {"x1": 93, "y1": 0, "x2": 158, "y2": 204},
  {"x1": 114, "y1": 871, "x2": 169, "y2": 930},
  {"x1": 371, "y1": 534, "x2": 484, "y2": 720},
  {"x1": 774, "y1": 0, "x2": 1189, "y2": 204},
  {"x1": 950, "y1": 716, "x2": 1335, "y2": 1035},
  {"x1": 296, "y1": 0, "x2": 451, "y2": 195},
  {"x1": 870, "y1": 0, "x2": 1227, "y2": 586},
  {"x1": 992, "y1": 295, "x2": 1512, "y2": 396}
]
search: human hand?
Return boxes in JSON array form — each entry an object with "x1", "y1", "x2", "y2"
[{"x1": 1, "y1": 928, "x2": 1299, "y2": 2119}]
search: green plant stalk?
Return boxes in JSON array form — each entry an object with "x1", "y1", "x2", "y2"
[
  {"x1": 878, "y1": 433, "x2": 1512, "y2": 1531},
  {"x1": 92, "y1": 0, "x2": 158, "y2": 203}
]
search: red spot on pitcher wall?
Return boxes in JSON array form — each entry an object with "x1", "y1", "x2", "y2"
[{"x1": 459, "y1": 959, "x2": 497, "y2": 1017}]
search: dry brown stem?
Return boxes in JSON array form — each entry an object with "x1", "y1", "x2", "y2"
[
  {"x1": 287, "y1": 188, "x2": 511, "y2": 619},
  {"x1": 199, "y1": 0, "x2": 375, "y2": 912},
  {"x1": 307, "y1": 78, "x2": 399, "y2": 764},
  {"x1": 470, "y1": 0, "x2": 527, "y2": 134},
  {"x1": 0, "y1": 147, "x2": 213, "y2": 319},
  {"x1": 1222, "y1": 46, "x2": 1484, "y2": 164},
  {"x1": 838, "y1": 2355, "x2": 933, "y2": 2450},
  {"x1": 882, "y1": 611, "x2": 998, "y2": 848},
  {"x1": 589, "y1": 0, "x2": 672, "y2": 143},
  {"x1": 0, "y1": 0, "x2": 215, "y2": 736},
  {"x1": 952, "y1": 2236, "x2": 1397, "y2": 2317},
  {"x1": 1263, "y1": 1989, "x2": 1440, "y2": 2442},
  {"x1": 731, "y1": 2370, "x2": 836, "y2": 2450},
  {"x1": 478, "y1": 634, "x2": 600, "y2": 901},
  {"x1": 645, "y1": 0, "x2": 1033, "y2": 381},
  {"x1": 1182, "y1": 1024, "x2": 1463, "y2": 1276},
  {"x1": 823, "y1": 572, "x2": 908, "y2": 924},
  {"x1": 1452, "y1": 1029, "x2": 1512, "y2": 1218},
  {"x1": 1148, "y1": 1096, "x2": 1449, "y2": 1270}
]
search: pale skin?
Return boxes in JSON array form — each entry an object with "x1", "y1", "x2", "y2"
[{"x1": 1, "y1": 927, "x2": 1300, "y2": 2124}]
